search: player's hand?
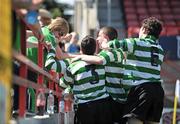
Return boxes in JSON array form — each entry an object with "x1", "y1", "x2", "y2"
[{"x1": 44, "y1": 41, "x2": 52, "y2": 51}]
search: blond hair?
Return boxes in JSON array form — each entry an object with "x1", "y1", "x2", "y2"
[{"x1": 48, "y1": 17, "x2": 69, "y2": 35}]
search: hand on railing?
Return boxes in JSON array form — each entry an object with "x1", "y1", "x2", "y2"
[{"x1": 44, "y1": 41, "x2": 52, "y2": 52}]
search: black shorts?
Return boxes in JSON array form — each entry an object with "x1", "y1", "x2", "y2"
[
  {"x1": 110, "y1": 98, "x2": 126, "y2": 124},
  {"x1": 123, "y1": 82, "x2": 164, "y2": 122},
  {"x1": 76, "y1": 97, "x2": 112, "y2": 124}
]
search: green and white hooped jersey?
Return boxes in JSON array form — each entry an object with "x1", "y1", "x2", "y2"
[
  {"x1": 98, "y1": 49, "x2": 127, "y2": 102},
  {"x1": 45, "y1": 48, "x2": 70, "y2": 74},
  {"x1": 108, "y1": 36, "x2": 164, "y2": 87},
  {"x1": 60, "y1": 61, "x2": 108, "y2": 104}
]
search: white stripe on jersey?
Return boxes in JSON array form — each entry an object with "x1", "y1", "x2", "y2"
[
  {"x1": 124, "y1": 69, "x2": 161, "y2": 79},
  {"x1": 105, "y1": 66, "x2": 123, "y2": 74},
  {"x1": 134, "y1": 50, "x2": 164, "y2": 61},
  {"x1": 126, "y1": 39, "x2": 134, "y2": 53},
  {"x1": 123, "y1": 79, "x2": 162, "y2": 86},
  {"x1": 106, "y1": 87, "x2": 125, "y2": 94},
  {"x1": 126, "y1": 59, "x2": 161, "y2": 71},
  {"x1": 76, "y1": 68, "x2": 105, "y2": 81},
  {"x1": 76, "y1": 92, "x2": 109, "y2": 104},
  {"x1": 106, "y1": 77, "x2": 121, "y2": 84},
  {"x1": 73, "y1": 79, "x2": 105, "y2": 91}
]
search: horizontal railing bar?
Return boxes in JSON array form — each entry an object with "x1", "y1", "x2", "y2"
[
  {"x1": 13, "y1": 75, "x2": 63, "y2": 96},
  {"x1": 13, "y1": 50, "x2": 59, "y2": 84}
]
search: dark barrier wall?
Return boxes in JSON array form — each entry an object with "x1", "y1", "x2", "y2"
[{"x1": 159, "y1": 36, "x2": 180, "y2": 60}]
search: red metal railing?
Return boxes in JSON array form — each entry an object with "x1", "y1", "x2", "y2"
[{"x1": 13, "y1": 13, "x2": 72, "y2": 118}]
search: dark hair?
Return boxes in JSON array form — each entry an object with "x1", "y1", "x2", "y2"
[
  {"x1": 100, "y1": 26, "x2": 118, "y2": 40},
  {"x1": 141, "y1": 17, "x2": 163, "y2": 38},
  {"x1": 81, "y1": 36, "x2": 96, "y2": 55}
]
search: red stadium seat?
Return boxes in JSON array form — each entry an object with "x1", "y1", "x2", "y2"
[
  {"x1": 123, "y1": 0, "x2": 180, "y2": 37},
  {"x1": 128, "y1": 27, "x2": 140, "y2": 37},
  {"x1": 176, "y1": 21, "x2": 180, "y2": 26},
  {"x1": 138, "y1": 14, "x2": 150, "y2": 21},
  {"x1": 150, "y1": 14, "x2": 162, "y2": 20},
  {"x1": 127, "y1": 20, "x2": 139, "y2": 27},
  {"x1": 124, "y1": 0, "x2": 134, "y2": 7},
  {"x1": 137, "y1": 7, "x2": 148, "y2": 14},
  {"x1": 162, "y1": 14, "x2": 174, "y2": 21},
  {"x1": 160, "y1": 7, "x2": 171, "y2": 14},
  {"x1": 170, "y1": 1, "x2": 180, "y2": 7},
  {"x1": 125, "y1": 7, "x2": 136, "y2": 13},
  {"x1": 135, "y1": 1, "x2": 146, "y2": 7},
  {"x1": 147, "y1": 1, "x2": 157, "y2": 6},
  {"x1": 166, "y1": 27, "x2": 179, "y2": 36},
  {"x1": 149, "y1": 8, "x2": 159, "y2": 14},
  {"x1": 126, "y1": 13, "x2": 138, "y2": 20},
  {"x1": 160, "y1": 27, "x2": 167, "y2": 36},
  {"x1": 172, "y1": 8, "x2": 180, "y2": 14},
  {"x1": 164, "y1": 21, "x2": 176, "y2": 26}
]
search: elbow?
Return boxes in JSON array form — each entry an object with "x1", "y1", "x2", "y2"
[{"x1": 96, "y1": 59, "x2": 103, "y2": 65}]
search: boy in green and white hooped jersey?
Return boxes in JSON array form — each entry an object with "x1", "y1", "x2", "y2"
[
  {"x1": 108, "y1": 17, "x2": 165, "y2": 124},
  {"x1": 60, "y1": 36, "x2": 119, "y2": 124},
  {"x1": 96, "y1": 27, "x2": 127, "y2": 124},
  {"x1": 45, "y1": 47, "x2": 70, "y2": 74},
  {"x1": 70, "y1": 34, "x2": 124, "y2": 123}
]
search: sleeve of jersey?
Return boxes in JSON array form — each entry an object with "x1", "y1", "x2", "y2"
[
  {"x1": 108, "y1": 39, "x2": 134, "y2": 53},
  {"x1": 59, "y1": 68, "x2": 74, "y2": 88},
  {"x1": 98, "y1": 49, "x2": 124, "y2": 65},
  {"x1": 45, "y1": 48, "x2": 66, "y2": 73}
]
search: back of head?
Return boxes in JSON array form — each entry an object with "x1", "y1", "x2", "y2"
[
  {"x1": 39, "y1": 9, "x2": 52, "y2": 19},
  {"x1": 141, "y1": 17, "x2": 162, "y2": 39},
  {"x1": 70, "y1": 32, "x2": 79, "y2": 43},
  {"x1": 100, "y1": 26, "x2": 118, "y2": 40},
  {"x1": 81, "y1": 36, "x2": 96, "y2": 55},
  {"x1": 48, "y1": 17, "x2": 69, "y2": 36},
  {"x1": 39, "y1": 9, "x2": 52, "y2": 26}
]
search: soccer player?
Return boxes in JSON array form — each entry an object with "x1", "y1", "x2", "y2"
[
  {"x1": 96, "y1": 26, "x2": 127, "y2": 124},
  {"x1": 59, "y1": 36, "x2": 125, "y2": 124},
  {"x1": 107, "y1": 17, "x2": 164, "y2": 124}
]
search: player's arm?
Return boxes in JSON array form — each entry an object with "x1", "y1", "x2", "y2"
[
  {"x1": 72, "y1": 49, "x2": 124, "y2": 65},
  {"x1": 108, "y1": 38, "x2": 135, "y2": 54},
  {"x1": 59, "y1": 67, "x2": 74, "y2": 88},
  {"x1": 55, "y1": 44, "x2": 79, "y2": 60}
]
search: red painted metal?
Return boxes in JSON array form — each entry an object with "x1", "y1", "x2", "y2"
[
  {"x1": 37, "y1": 42, "x2": 44, "y2": 85},
  {"x1": 48, "y1": 70, "x2": 56, "y2": 90},
  {"x1": 19, "y1": 19, "x2": 27, "y2": 117}
]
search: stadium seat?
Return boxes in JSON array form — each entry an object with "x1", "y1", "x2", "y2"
[
  {"x1": 123, "y1": 0, "x2": 180, "y2": 37},
  {"x1": 160, "y1": 7, "x2": 171, "y2": 14},
  {"x1": 138, "y1": 14, "x2": 150, "y2": 21},
  {"x1": 166, "y1": 27, "x2": 179, "y2": 36},
  {"x1": 149, "y1": 8, "x2": 159, "y2": 14},
  {"x1": 162, "y1": 14, "x2": 174, "y2": 21},
  {"x1": 164, "y1": 20, "x2": 176, "y2": 26},
  {"x1": 150, "y1": 14, "x2": 162, "y2": 20},
  {"x1": 126, "y1": 13, "x2": 138, "y2": 20},
  {"x1": 137, "y1": 7, "x2": 148, "y2": 14},
  {"x1": 127, "y1": 20, "x2": 139, "y2": 27},
  {"x1": 125, "y1": 7, "x2": 136, "y2": 13},
  {"x1": 172, "y1": 8, "x2": 180, "y2": 14},
  {"x1": 124, "y1": 0, "x2": 134, "y2": 7},
  {"x1": 135, "y1": 1, "x2": 146, "y2": 7}
]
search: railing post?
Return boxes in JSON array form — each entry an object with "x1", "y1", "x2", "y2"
[
  {"x1": 37, "y1": 42, "x2": 44, "y2": 85},
  {"x1": 19, "y1": 19, "x2": 27, "y2": 117}
]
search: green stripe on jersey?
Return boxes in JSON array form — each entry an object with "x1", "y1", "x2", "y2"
[
  {"x1": 108, "y1": 36, "x2": 164, "y2": 86},
  {"x1": 60, "y1": 60, "x2": 108, "y2": 104},
  {"x1": 45, "y1": 49, "x2": 70, "y2": 74}
]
